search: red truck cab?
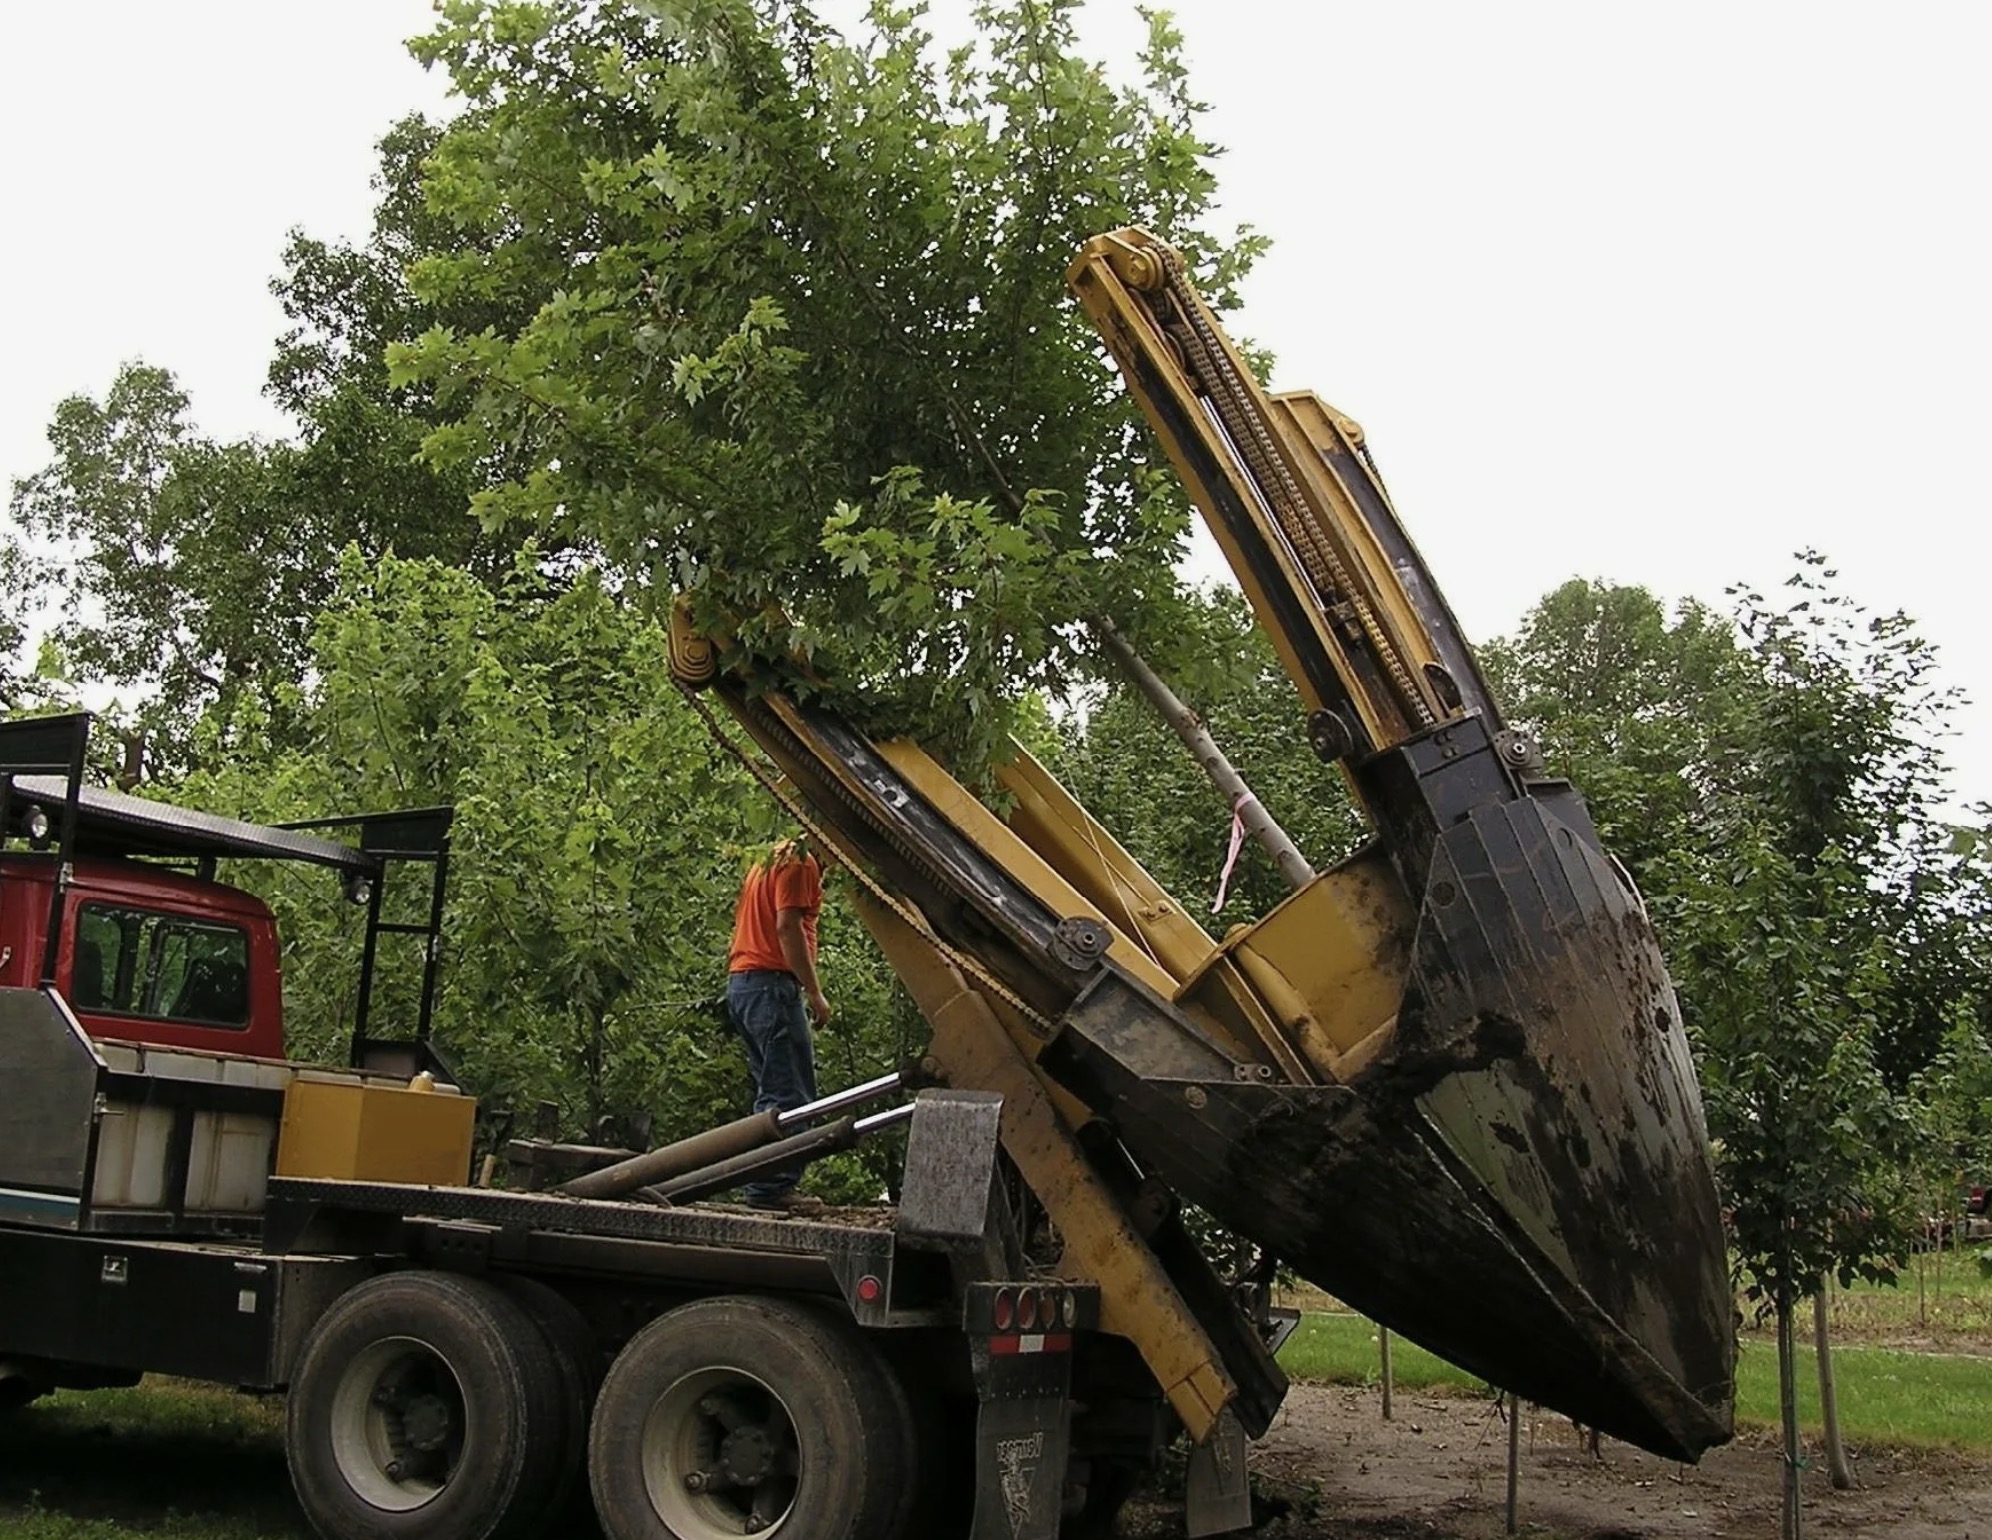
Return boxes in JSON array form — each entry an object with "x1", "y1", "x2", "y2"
[
  {"x1": 3, "y1": 713, "x2": 451, "y2": 1077},
  {"x1": 0, "y1": 853, "x2": 285, "y2": 1059}
]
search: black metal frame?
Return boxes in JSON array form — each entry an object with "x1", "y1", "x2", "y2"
[
  {"x1": 0, "y1": 714, "x2": 89, "y2": 987},
  {"x1": 279, "y1": 807, "x2": 454, "y2": 1074},
  {"x1": 0, "y1": 714, "x2": 454, "y2": 1074}
]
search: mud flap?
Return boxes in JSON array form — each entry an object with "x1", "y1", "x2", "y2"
[
  {"x1": 972, "y1": 1378, "x2": 1069, "y2": 1540},
  {"x1": 965, "y1": 1280, "x2": 1098, "y2": 1540},
  {"x1": 1184, "y1": 1406, "x2": 1251, "y2": 1537}
]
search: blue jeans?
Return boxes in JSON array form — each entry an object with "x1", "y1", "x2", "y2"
[{"x1": 726, "y1": 970, "x2": 818, "y2": 1200}]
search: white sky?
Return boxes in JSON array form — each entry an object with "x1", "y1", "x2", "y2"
[{"x1": 3, "y1": 2, "x2": 1987, "y2": 804}]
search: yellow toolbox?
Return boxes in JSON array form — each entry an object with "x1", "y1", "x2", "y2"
[{"x1": 275, "y1": 1069, "x2": 477, "y2": 1186}]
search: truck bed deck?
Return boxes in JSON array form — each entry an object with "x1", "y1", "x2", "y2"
[{"x1": 264, "y1": 1177, "x2": 927, "y2": 1328}]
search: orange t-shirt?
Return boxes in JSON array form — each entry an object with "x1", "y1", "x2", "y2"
[{"x1": 727, "y1": 854, "x2": 823, "y2": 975}]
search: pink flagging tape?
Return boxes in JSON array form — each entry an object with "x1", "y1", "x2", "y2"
[{"x1": 1211, "y1": 795, "x2": 1247, "y2": 914}]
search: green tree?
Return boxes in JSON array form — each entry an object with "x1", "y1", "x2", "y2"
[
  {"x1": 8, "y1": 364, "x2": 417, "y2": 770},
  {"x1": 266, "y1": 114, "x2": 516, "y2": 583},
  {"x1": 183, "y1": 550, "x2": 916, "y2": 1187},
  {"x1": 1489, "y1": 559, "x2": 1985, "y2": 1530},
  {"x1": 0, "y1": 534, "x2": 41, "y2": 713},
  {"x1": 1666, "y1": 822, "x2": 1910, "y2": 1520},
  {"x1": 1652, "y1": 561, "x2": 1940, "y2": 1527},
  {"x1": 186, "y1": 550, "x2": 739, "y2": 1128},
  {"x1": 1864, "y1": 810, "x2": 1992, "y2": 1094},
  {"x1": 6, "y1": 107, "x2": 548, "y2": 766},
  {"x1": 1482, "y1": 578, "x2": 1750, "y2": 878},
  {"x1": 392, "y1": 0, "x2": 1262, "y2": 771},
  {"x1": 1908, "y1": 1005, "x2": 1992, "y2": 1275},
  {"x1": 1491, "y1": 568, "x2": 1986, "y2": 1088}
]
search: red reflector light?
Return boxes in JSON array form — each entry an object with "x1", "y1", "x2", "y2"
[
  {"x1": 1017, "y1": 1287, "x2": 1039, "y2": 1330},
  {"x1": 993, "y1": 1288, "x2": 1015, "y2": 1330},
  {"x1": 856, "y1": 1274, "x2": 884, "y2": 1303}
]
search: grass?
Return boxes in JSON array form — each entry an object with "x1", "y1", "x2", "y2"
[
  {"x1": 1733, "y1": 1337, "x2": 1992, "y2": 1448},
  {"x1": 0, "y1": 1380, "x2": 306, "y2": 1540},
  {"x1": 1277, "y1": 1312, "x2": 1487, "y2": 1394},
  {"x1": 1280, "y1": 1310, "x2": 1992, "y2": 1452},
  {"x1": 1807, "y1": 1256, "x2": 1992, "y2": 1342}
]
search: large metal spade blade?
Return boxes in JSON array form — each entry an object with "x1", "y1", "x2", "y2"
[{"x1": 1053, "y1": 794, "x2": 1735, "y2": 1460}]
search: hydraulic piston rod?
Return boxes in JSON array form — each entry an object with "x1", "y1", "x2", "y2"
[
  {"x1": 558, "y1": 1069, "x2": 907, "y2": 1199},
  {"x1": 644, "y1": 1102, "x2": 917, "y2": 1206}
]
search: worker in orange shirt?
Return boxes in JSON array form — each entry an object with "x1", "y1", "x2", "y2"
[{"x1": 725, "y1": 837, "x2": 832, "y2": 1212}]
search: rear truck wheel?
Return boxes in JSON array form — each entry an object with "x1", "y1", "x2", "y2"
[
  {"x1": 286, "y1": 1271, "x2": 571, "y2": 1540},
  {"x1": 1060, "y1": 1456, "x2": 1145, "y2": 1540},
  {"x1": 0, "y1": 1359, "x2": 52, "y2": 1411},
  {"x1": 498, "y1": 1275, "x2": 605, "y2": 1535},
  {"x1": 587, "y1": 1296, "x2": 914, "y2": 1540},
  {"x1": 882, "y1": 1362, "x2": 972, "y2": 1540}
]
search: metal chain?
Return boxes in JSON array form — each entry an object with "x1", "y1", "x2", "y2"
[
  {"x1": 1156, "y1": 248, "x2": 1435, "y2": 731},
  {"x1": 678, "y1": 684, "x2": 1056, "y2": 1034}
]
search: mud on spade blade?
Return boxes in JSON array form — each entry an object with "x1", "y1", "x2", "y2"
[{"x1": 1045, "y1": 791, "x2": 1737, "y2": 1463}]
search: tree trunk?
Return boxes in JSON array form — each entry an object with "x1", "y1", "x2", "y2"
[
  {"x1": 1813, "y1": 1289, "x2": 1854, "y2": 1489},
  {"x1": 1095, "y1": 620, "x2": 1315, "y2": 894},
  {"x1": 585, "y1": 999, "x2": 608, "y2": 1131},
  {"x1": 1916, "y1": 1225, "x2": 1927, "y2": 1328},
  {"x1": 1778, "y1": 1284, "x2": 1804, "y2": 1540},
  {"x1": 116, "y1": 729, "x2": 146, "y2": 790}
]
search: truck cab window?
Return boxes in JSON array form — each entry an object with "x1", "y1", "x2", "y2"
[
  {"x1": 69, "y1": 916, "x2": 114, "y2": 1009},
  {"x1": 74, "y1": 904, "x2": 250, "y2": 1028}
]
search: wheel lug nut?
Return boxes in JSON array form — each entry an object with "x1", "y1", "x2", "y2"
[
  {"x1": 684, "y1": 1470, "x2": 712, "y2": 1492},
  {"x1": 385, "y1": 1460, "x2": 405, "y2": 1480}
]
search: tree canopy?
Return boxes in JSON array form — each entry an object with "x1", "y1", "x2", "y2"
[{"x1": 390, "y1": 0, "x2": 1262, "y2": 767}]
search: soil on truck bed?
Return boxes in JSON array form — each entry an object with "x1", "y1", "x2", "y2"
[{"x1": 1120, "y1": 1384, "x2": 1992, "y2": 1540}]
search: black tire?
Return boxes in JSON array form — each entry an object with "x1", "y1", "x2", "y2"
[
  {"x1": 0, "y1": 1372, "x2": 50, "y2": 1412},
  {"x1": 839, "y1": 1317, "x2": 919, "y2": 1540},
  {"x1": 588, "y1": 1296, "x2": 915, "y2": 1540},
  {"x1": 1061, "y1": 1456, "x2": 1145, "y2": 1540},
  {"x1": 498, "y1": 1275, "x2": 605, "y2": 1536},
  {"x1": 884, "y1": 1362, "x2": 974, "y2": 1540},
  {"x1": 286, "y1": 1270, "x2": 570, "y2": 1540}
]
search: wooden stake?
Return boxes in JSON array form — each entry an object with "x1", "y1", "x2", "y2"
[{"x1": 1505, "y1": 1393, "x2": 1521, "y2": 1535}]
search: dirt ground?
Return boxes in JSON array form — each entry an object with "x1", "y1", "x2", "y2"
[
  {"x1": 1117, "y1": 1384, "x2": 1992, "y2": 1540},
  {"x1": 8, "y1": 1372, "x2": 1992, "y2": 1539}
]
